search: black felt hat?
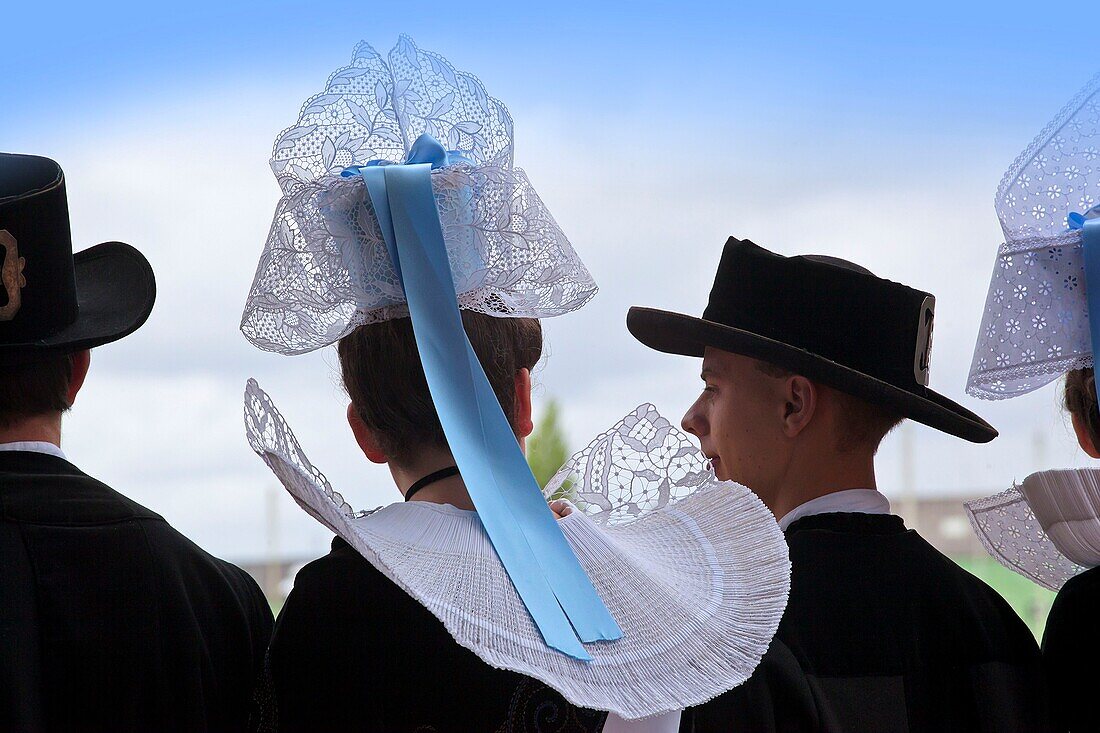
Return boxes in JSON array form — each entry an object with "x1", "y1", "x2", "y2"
[
  {"x1": 627, "y1": 237, "x2": 996, "y2": 443},
  {"x1": 0, "y1": 153, "x2": 155, "y2": 363}
]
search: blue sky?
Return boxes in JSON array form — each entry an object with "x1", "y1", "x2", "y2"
[{"x1": 5, "y1": 1, "x2": 1100, "y2": 561}]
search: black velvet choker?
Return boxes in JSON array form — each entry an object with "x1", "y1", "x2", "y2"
[{"x1": 404, "y1": 466, "x2": 460, "y2": 502}]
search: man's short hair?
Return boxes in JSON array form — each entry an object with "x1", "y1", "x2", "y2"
[
  {"x1": 0, "y1": 352, "x2": 75, "y2": 429},
  {"x1": 337, "y1": 312, "x2": 542, "y2": 465},
  {"x1": 755, "y1": 361, "x2": 903, "y2": 453}
]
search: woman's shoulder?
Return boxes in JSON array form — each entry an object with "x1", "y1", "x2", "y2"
[
  {"x1": 287, "y1": 537, "x2": 402, "y2": 613},
  {"x1": 1055, "y1": 564, "x2": 1100, "y2": 600}
]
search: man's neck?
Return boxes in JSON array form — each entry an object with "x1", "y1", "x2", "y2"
[
  {"x1": 0, "y1": 413, "x2": 62, "y2": 448},
  {"x1": 767, "y1": 451, "x2": 878, "y2": 521}
]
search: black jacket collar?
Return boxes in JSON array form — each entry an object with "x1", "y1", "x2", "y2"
[
  {"x1": 784, "y1": 512, "x2": 906, "y2": 536},
  {"x1": 0, "y1": 450, "x2": 162, "y2": 525}
]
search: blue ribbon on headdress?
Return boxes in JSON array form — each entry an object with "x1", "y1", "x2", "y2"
[
  {"x1": 342, "y1": 134, "x2": 621, "y2": 659},
  {"x1": 1069, "y1": 206, "x2": 1100, "y2": 370}
]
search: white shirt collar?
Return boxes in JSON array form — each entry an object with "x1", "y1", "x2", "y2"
[
  {"x1": 0, "y1": 441, "x2": 68, "y2": 461},
  {"x1": 778, "y1": 489, "x2": 891, "y2": 531}
]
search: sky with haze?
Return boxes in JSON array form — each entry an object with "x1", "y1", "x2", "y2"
[{"x1": 5, "y1": 0, "x2": 1099, "y2": 561}]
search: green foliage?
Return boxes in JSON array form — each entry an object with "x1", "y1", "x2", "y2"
[
  {"x1": 527, "y1": 399, "x2": 570, "y2": 489},
  {"x1": 954, "y1": 556, "x2": 1056, "y2": 640}
]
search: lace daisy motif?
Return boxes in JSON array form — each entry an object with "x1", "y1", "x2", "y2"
[
  {"x1": 965, "y1": 468, "x2": 1100, "y2": 591},
  {"x1": 968, "y1": 72, "x2": 1100, "y2": 399}
]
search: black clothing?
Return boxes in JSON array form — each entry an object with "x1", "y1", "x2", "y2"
[
  {"x1": 0, "y1": 450, "x2": 273, "y2": 732},
  {"x1": 1043, "y1": 565, "x2": 1100, "y2": 732},
  {"x1": 264, "y1": 536, "x2": 606, "y2": 732},
  {"x1": 681, "y1": 512, "x2": 1051, "y2": 733}
]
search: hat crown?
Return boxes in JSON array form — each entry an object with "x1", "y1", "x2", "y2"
[
  {"x1": 0, "y1": 153, "x2": 78, "y2": 344},
  {"x1": 702, "y1": 239, "x2": 934, "y2": 390}
]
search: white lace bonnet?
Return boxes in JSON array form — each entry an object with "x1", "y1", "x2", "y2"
[
  {"x1": 967, "y1": 72, "x2": 1100, "y2": 399},
  {"x1": 240, "y1": 35, "x2": 596, "y2": 355},
  {"x1": 966, "y1": 469, "x2": 1100, "y2": 591},
  {"x1": 965, "y1": 74, "x2": 1100, "y2": 590}
]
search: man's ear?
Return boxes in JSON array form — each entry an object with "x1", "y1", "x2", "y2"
[
  {"x1": 513, "y1": 368, "x2": 534, "y2": 440},
  {"x1": 781, "y1": 375, "x2": 817, "y2": 439},
  {"x1": 66, "y1": 350, "x2": 91, "y2": 407},
  {"x1": 346, "y1": 404, "x2": 389, "y2": 464},
  {"x1": 1071, "y1": 410, "x2": 1100, "y2": 458}
]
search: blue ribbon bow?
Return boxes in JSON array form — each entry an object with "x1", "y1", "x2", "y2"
[
  {"x1": 1068, "y1": 205, "x2": 1100, "y2": 369},
  {"x1": 344, "y1": 134, "x2": 621, "y2": 659}
]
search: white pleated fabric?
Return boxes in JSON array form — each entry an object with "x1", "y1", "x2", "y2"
[
  {"x1": 244, "y1": 380, "x2": 791, "y2": 720},
  {"x1": 965, "y1": 468, "x2": 1100, "y2": 591}
]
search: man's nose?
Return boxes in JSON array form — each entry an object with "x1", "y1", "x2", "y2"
[{"x1": 682, "y1": 400, "x2": 707, "y2": 438}]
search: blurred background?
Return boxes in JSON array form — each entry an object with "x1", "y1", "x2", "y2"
[{"x1": 6, "y1": 0, "x2": 1096, "y2": 635}]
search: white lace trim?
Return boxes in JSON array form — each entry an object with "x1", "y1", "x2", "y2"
[
  {"x1": 969, "y1": 73, "x2": 1100, "y2": 399},
  {"x1": 240, "y1": 36, "x2": 597, "y2": 355},
  {"x1": 964, "y1": 473, "x2": 1092, "y2": 592},
  {"x1": 243, "y1": 380, "x2": 790, "y2": 719}
]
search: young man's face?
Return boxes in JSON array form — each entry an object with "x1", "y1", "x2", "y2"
[{"x1": 681, "y1": 347, "x2": 788, "y2": 501}]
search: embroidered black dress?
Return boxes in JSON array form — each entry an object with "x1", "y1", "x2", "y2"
[
  {"x1": 680, "y1": 513, "x2": 1052, "y2": 733},
  {"x1": 1042, "y1": 564, "x2": 1100, "y2": 732},
  {"x1": 0, "y1": 450, "x2": 274, "y2": 732},
  {"x1": 264, "y1": 536, "x2": 607, "y2": 733}
]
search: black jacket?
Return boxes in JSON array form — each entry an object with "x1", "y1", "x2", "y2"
[
  {"x1": 0, "y1": 450, "x2": 273, "y2": 732},
  {"x1": 263, "y1": 536, "x2": 605, "y2": 732},
  {"x1": 1043, "y1": 564, "x2": 1100, "y2": 733},
  {"x1": 681, "y1": 512, "x2": 1052, "y2": 733}
]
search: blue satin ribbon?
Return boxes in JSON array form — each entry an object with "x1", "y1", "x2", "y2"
[
  {"x1": 1075, "y1": 215, "x2": 1100, "y2": 371},
  {"x1": 346, "y1": 134, "x2": 621, "y2": 659}
]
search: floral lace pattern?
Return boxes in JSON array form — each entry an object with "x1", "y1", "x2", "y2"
[
  {"x1": 244, "y1": 379, "x2": 373, "y2": 528},
  {"x1": 964, "y1": 485, "x2": 1086, "y2": 592},
  {"x1": 544, "y1": 404, "x2": 714, "y2": 526},
  {"x1": 968, "y1": 73, "x2": 1100, "y2": 398},
  {"x1": 241, "y1": 36, "x2": 597, "y2": 355}
]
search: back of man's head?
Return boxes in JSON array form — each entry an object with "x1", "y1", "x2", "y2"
[{"x1": 0, "y1": 352, "x2": 75, "y2": 430}]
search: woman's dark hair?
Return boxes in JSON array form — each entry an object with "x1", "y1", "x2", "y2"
[
  {"x1": 0, "y1": 352, "x2": 75, "y2": 429},
  {"x1": 1065, "y1": 368, "x2": 1100, "y2": 452},
  {"x1": 337, "y1": 312, "x2": 542, "y2": 464}
]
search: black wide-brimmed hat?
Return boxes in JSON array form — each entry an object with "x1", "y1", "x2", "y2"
[
  {"x1": 0, "y1": 153, "x2": 155, "y2": 364},
  {"x1": 628, "y1": 237, "x2": 996, "y2": 443}
]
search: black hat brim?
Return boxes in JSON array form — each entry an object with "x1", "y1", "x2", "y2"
[
  {"x1": 627, "y1": 306, "x2": 997, "y2": 444},
  {"x1": 0, "y1": 242, "x2": 155, "y2": 362}
]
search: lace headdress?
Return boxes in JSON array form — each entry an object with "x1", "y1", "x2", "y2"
[
  {"x1": 965, "y1": 73, "x2": 1100, "y2": 592},
  {"x1": 241, "y1": 38, "x2": 626, "y2": 660},
  {"x1": 965, "y1": 469, "x2": 1100, "y2": 591},
  {"x1": 968, "y1": 73, "x2": 1100, "y2": 399},
  {"x1": 241, "y1": 36, "x2": 595, "y2": 355},
  {"x1": 245, "y1": 380, "x2": 791, "y2": 720}
]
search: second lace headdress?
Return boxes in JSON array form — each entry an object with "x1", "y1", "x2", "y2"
[{"x1": 966, "y1": 72, "x2": 1100, "y2": 590}]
